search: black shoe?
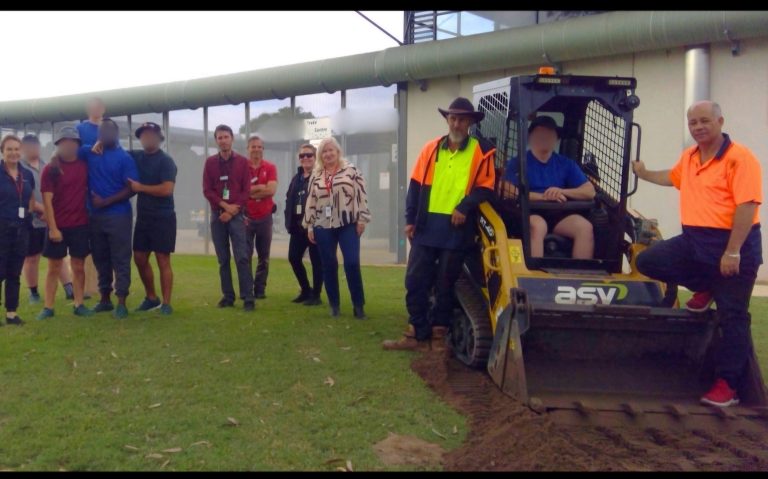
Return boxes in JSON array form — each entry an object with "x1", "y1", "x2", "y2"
[
  {"x1": 292, "y1": 290, "x2": 312, "y2": 303},
  {"x1": 243, "y1": 301, "x2": 256, "y2": 312},
  {"x1": 303, "y1": 296, "x2": 322, "y2": 306},
  {"x1": 353, "y1": 305, "x2": 367, "y2": 320},
  {"x1": 6, "y1": 316, "x2": 24, "y2": 326},
  {"x1": 254, "y1": 291, "x2": 266, "y2": 300},
  {"x1": 330, "y1": 306, "x2": 340, "y2": 317},
  {"x1": 217, "y1": 298, "x2": 235, "y2": 308}
]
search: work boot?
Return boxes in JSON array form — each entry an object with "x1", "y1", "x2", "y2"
[
  {"x1": 382, "y1": 325, "x2": 429, "y2": 351},
  {"x1": 430, "y1": 326, "x2": 449, "y2": 352}
]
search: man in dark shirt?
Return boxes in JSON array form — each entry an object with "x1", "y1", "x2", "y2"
[
  {"x1": 126, "y1": 122, "x2": 177, "y2": 316},
  {"x1": 202, "y1": 124, "x2": 254, "y2": 311}
]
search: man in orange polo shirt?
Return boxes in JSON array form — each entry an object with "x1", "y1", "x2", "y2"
[{"x1": 633, "y1": 101, "x2": 763, "y2": 408}]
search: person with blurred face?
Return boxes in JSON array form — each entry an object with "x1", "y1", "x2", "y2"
[
  {"x1": 303, "y1": 137, "x2": 371, "y2": 319},
  {"x1": 284, "y1": 144, "x2": 323, "y2": 306},
  {"x1": 383, "y1": 97, "x2": 495, "y2": 351},
  {"x1": 202, "y1": 125, "x2": 255, "y2": 311},
  {"x1": 633, "y1": 101, "x2": 763, "y2": 408},
  {"x1": 37, "y1": 127, "x2": 93, "y2": 320},
  {"x1": 21, "y1": 134, "x2": 76, "y2": 305},
  {"x1": 123, "y1": 122, "x2": 178, "y2": 316},
  {"x1": 244, "y1": 134, "x2": 278, "y2": 300},
  {"x1": 79, "y1": 119, "x2": 139, "y2": 319},
  {"x1": 77, "y1": 97, "x2": 106, "y2": 146},
  {"x1": 0, "y1": 135, "x2": 37, "y2": 325},
  {"x1": 500, "y1": 115, "x2": 596, "y2": 259}
]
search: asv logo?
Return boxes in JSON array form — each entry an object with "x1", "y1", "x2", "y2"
[{"x1": 554, "y1": 283, "x2": 629, "y2": 305}]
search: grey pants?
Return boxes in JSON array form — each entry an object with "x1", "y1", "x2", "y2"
[
  {"x1": 246, "y1": 216, "x2": 273, "y2": 295},
  {"x1": 90, "y1": 214, "x2": 133, "y2": 298},
  {"x1": 211, "y1": 213, "x2": 254, "y2": 303}
]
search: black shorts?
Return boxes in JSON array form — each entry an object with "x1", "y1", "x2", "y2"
[
  {"x1": 27, "y1": 227, "x2": 46, "y2": 256},
  {"x1": 42, "y1": 225, "x2": 91, "y2": 259},
  {"x1": 133, "y1": 214, "x2": 177, "y2": 254}
]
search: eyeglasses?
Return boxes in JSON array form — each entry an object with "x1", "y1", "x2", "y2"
[{"x1": 298, "y1": 153, "x2": 315, "y2": 159}]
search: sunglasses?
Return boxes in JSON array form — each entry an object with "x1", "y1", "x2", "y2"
[{"x1": 298, "y1": 153, "x2": 315, "y2": 159}]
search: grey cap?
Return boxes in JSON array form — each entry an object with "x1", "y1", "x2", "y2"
[{"x1": 54, "y1": 126, "x2": 82, "y2": 146}]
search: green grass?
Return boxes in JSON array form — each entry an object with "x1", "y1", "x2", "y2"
[
  {"x1": 0, "y1": 255, "x2": 466, "y2": 471},
  {"x1": 0, "y1": 255, "x2": 766, "y2": 471}
]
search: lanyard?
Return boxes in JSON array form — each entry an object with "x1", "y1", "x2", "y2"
[
  {"x1": 219, "y1": 153, "x2": 232, "y2": 187},
  {"x1": 324, "y1": 166, "x2": 338, "y2": 196}
]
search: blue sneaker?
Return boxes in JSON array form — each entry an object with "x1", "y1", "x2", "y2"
[
  {"x1": 158, "y1": 304, "x2": 173, "y2": 315},
  {"x1": 93, "y1": 301, "x2": 114, "y2": 313},
  {"x1": 135, "y1": 297, "x2": 161, "y2": 312},
  {"x1": 114, "y1": 304, "x2": 129, "y2": 320},
  {"x1": 36, "y1": 308, "x2": 55, "y2": 320},
  {"x1": 73, "y1": 305, "x2": 94, "y2": 317}
]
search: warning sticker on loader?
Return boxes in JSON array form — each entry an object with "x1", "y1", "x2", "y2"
[{"x1": 508, "y1": 246, "x2": 523, "y2": 263}]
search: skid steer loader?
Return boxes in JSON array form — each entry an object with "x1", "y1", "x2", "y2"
[{"x1": 449, "y1": 71, "x2": 768, "y2": 431}]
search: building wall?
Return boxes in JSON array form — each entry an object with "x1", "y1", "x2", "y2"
[{"x1": 406, "y1": 37, "x2": 768, "y2": 280}]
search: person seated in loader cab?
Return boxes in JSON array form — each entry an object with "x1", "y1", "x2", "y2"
[{"x1": 500, "y1": 115, "x2": 596, "y2": 259}]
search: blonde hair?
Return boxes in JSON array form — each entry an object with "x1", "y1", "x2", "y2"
[{"x1": 312, "y1": 137, "x2": 348, "y2": 176}]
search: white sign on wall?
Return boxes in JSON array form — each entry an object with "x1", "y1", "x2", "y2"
[{"x1": 304, "y1": 117, "x2": 332, "y2": 141}]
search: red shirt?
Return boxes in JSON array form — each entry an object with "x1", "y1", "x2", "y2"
[
  {"x1": 40, "y1": 159, "x2": 89, "y2": 229},
  {"x1": 202, "y1": 152, "x2": 251, "y2": 213},
  {"x1": 246, "y1": 159, "x2": 278, "y2": 220}
]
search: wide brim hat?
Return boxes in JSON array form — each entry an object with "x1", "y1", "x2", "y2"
[
  {"x1": 438, "y1": 97, "x2": 485, "y2": 123},
  {"x1": 54, "y1": 126, "x2": 82, "y2": 146}
]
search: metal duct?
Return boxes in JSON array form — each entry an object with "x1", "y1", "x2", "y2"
[
  {"x1": 1, "y1": 11, "x2": 766, "y2": 124},
  {"x1": 683, "y1": 45, "x2": 711, "y2": 148}
]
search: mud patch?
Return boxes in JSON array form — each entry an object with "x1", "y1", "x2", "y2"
[
  {"x1": 411, "y1": 350, "x2": 768, "y2": 471},
  {"x1": 373, "y1": 432, "x2": 445, "y2": 467}
]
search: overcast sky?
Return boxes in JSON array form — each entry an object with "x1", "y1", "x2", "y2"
[{"x1": 0, "y1": 11, "x2": 404, "y2": 102}]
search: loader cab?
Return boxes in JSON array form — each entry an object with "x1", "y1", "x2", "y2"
[{"x1": 472, "y1": 72, "x2": 641, "y2": 274}]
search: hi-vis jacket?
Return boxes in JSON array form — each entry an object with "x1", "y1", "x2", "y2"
[{"x1": 406, "y1": 134, "x2": 496, "y2": 250}]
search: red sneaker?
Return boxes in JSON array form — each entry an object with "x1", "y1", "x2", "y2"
[
  {"x1": 686, "y1": 291, "x2": 714, "y2": 312},
  {"x1": 700, "y1": 378, "x2": 740, "y2": 407}
]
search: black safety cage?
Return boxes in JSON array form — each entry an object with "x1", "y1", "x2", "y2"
[{"x1": 472, "y1": 74, "x2": 641, "y2": 273}]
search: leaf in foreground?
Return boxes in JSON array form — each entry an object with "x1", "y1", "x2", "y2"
[
  {"x1": 148, "y1": 403, "x2": 162, "y2": 409},
  {"x1": 124, "y1": 445, "x2": 140, "y2": 452},
  {"x1": 162, "y1": 447, "x2": 182, "y2": 453},
  {"x1": 145, "y1": 453, "x2": 164, "y2": 459},
  {"x1": 324, "y1": 377, "x2": 335, "y2": 387},
  {"x1": 227, "y1": 417, "x2": 240, "y2": 426}
]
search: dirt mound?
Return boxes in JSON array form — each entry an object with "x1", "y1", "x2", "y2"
[
  {"x1": 373, "y1": 432, "x2": 445, "y2": 467},
  {"x1": 411, "y1": 350, "x2": 768, "y2": 471}
]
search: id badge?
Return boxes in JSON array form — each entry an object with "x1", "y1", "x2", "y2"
[
  {"x1": 324, "y1": 205, "x2": 332, "y2": 218},
  {"x1": 222, "y1": 187, "x2": 230, "y2": 200},
  {"x1": 296, "y1": 204, "x2": 303, "y2": 215},
  {"x1": 18, "y1": 207, "x2": 25, "y2": 219}
]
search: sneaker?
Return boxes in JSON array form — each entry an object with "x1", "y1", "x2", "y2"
[
  {"x1": 686, "y1": 291, "x2": 714, "y2": 313},
  {"x1": 303, "y1": 296, "x2": 322, "y2": 306},
  {"x1": 29, "y1": 292, "x2": 41, "y2": 304},
  {"x1": 159, "y1": 304, "x2": 173, "y2": 315},
  {"x1": 65, "y1": 291, "x2": 75, "y2": 301},
  {"x1": 36, "y1": 308, "x2": 55, "y2": 321},
  {"x1": 353, "y1": 305, "x2": 367, "y2": 320},
  {"x1": 292, "y1": 291, "x2": 311, "y2": 303},
  {"x1": 93, "y1": 301, "x2": 115, "y2": 313},
  {"x1": 73, "y1": 305, "x2": 94, "y2": 317},
  {"x1": 135, "y1": 297, "x2": 162, "y2": 312},
  {"x1": 701, "y1": 378, "x2": 740, "y2": 407},
  {"x1": 243, "y1": 301, "x2": 256, "y2": 312},
  {"x1": 6, "y1": 316, "x2": 24, "y2": 326},
  {"x1": 114, "y1": 304, "x2": 129, "y2": 320},
  {"x1": 217, "y1": 298, "x2": 234, "y2": 308},
  {"x1": 254, "y1": 291, "x2": 266, "y2": 300}
]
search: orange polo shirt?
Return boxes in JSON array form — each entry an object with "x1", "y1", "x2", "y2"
[{"x1": 669, "y1": 134, "x2": 762, "y2": 229}]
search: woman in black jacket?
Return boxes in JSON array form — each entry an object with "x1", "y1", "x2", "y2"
[{"x1": 284, "y1": 144, "x2": 322, "y2": 305}]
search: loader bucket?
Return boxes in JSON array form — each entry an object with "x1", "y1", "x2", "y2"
[{"x1": 487, "y1": 290, "x2": 768, "y2": 431}]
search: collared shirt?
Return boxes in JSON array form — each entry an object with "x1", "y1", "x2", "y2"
[
  {"x1": 0, "y1": 161, "x2": 34, "y2": 224},
  {"x1": 78, "y1": 144, "x2": 139, "y2": 216},
  {"x1": 76, "y1": 121, "x2": 99, "y2": 146},
  {"x1": 245, "y1": 159, "x2": 278, "y2": 220},
  {"x1": 21, "y1": 157, "x2": 47, "y2": 228},
  {"x1": 202, "y1": 151, "x2": 251, "y2": 213},
  {"x1": 130, "y1": 149, "x2": 177, "y2": 218},
  {"x1": 669, "y1": 133, "x2": 763, "y2": 266},
  {"x1": 428, "y1": 136, "x2": 476, "y2": 214},
  {"x1": 504, "y1": 150, "x2": 588, "y2": 192}
]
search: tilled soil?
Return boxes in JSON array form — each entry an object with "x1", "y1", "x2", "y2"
[{"x1": 411, "y1": 350, "x2": 768, "y2": 471}]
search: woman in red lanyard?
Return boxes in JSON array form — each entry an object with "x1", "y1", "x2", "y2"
[
  {"x1": 303, "y1": 137, "x2": 371, "y2": 319},
  {"x1": 0, "y1": 135, "x2": 36, "y2": 325}
]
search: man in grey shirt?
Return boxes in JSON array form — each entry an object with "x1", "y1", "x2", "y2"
[{"x1": 21, "y1": 134, "x2": 74, "y2": 304}]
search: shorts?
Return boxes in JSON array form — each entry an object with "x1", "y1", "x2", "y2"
[
  {"x1": 133, "y1": 214, "x2": 177, "y2": 254},
  {"x1": 42, "y1": 225, "x2": 91, "y2": 259},
  {"x1": 27, "y1": 227, "x2": 45, "y2": 256}
]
